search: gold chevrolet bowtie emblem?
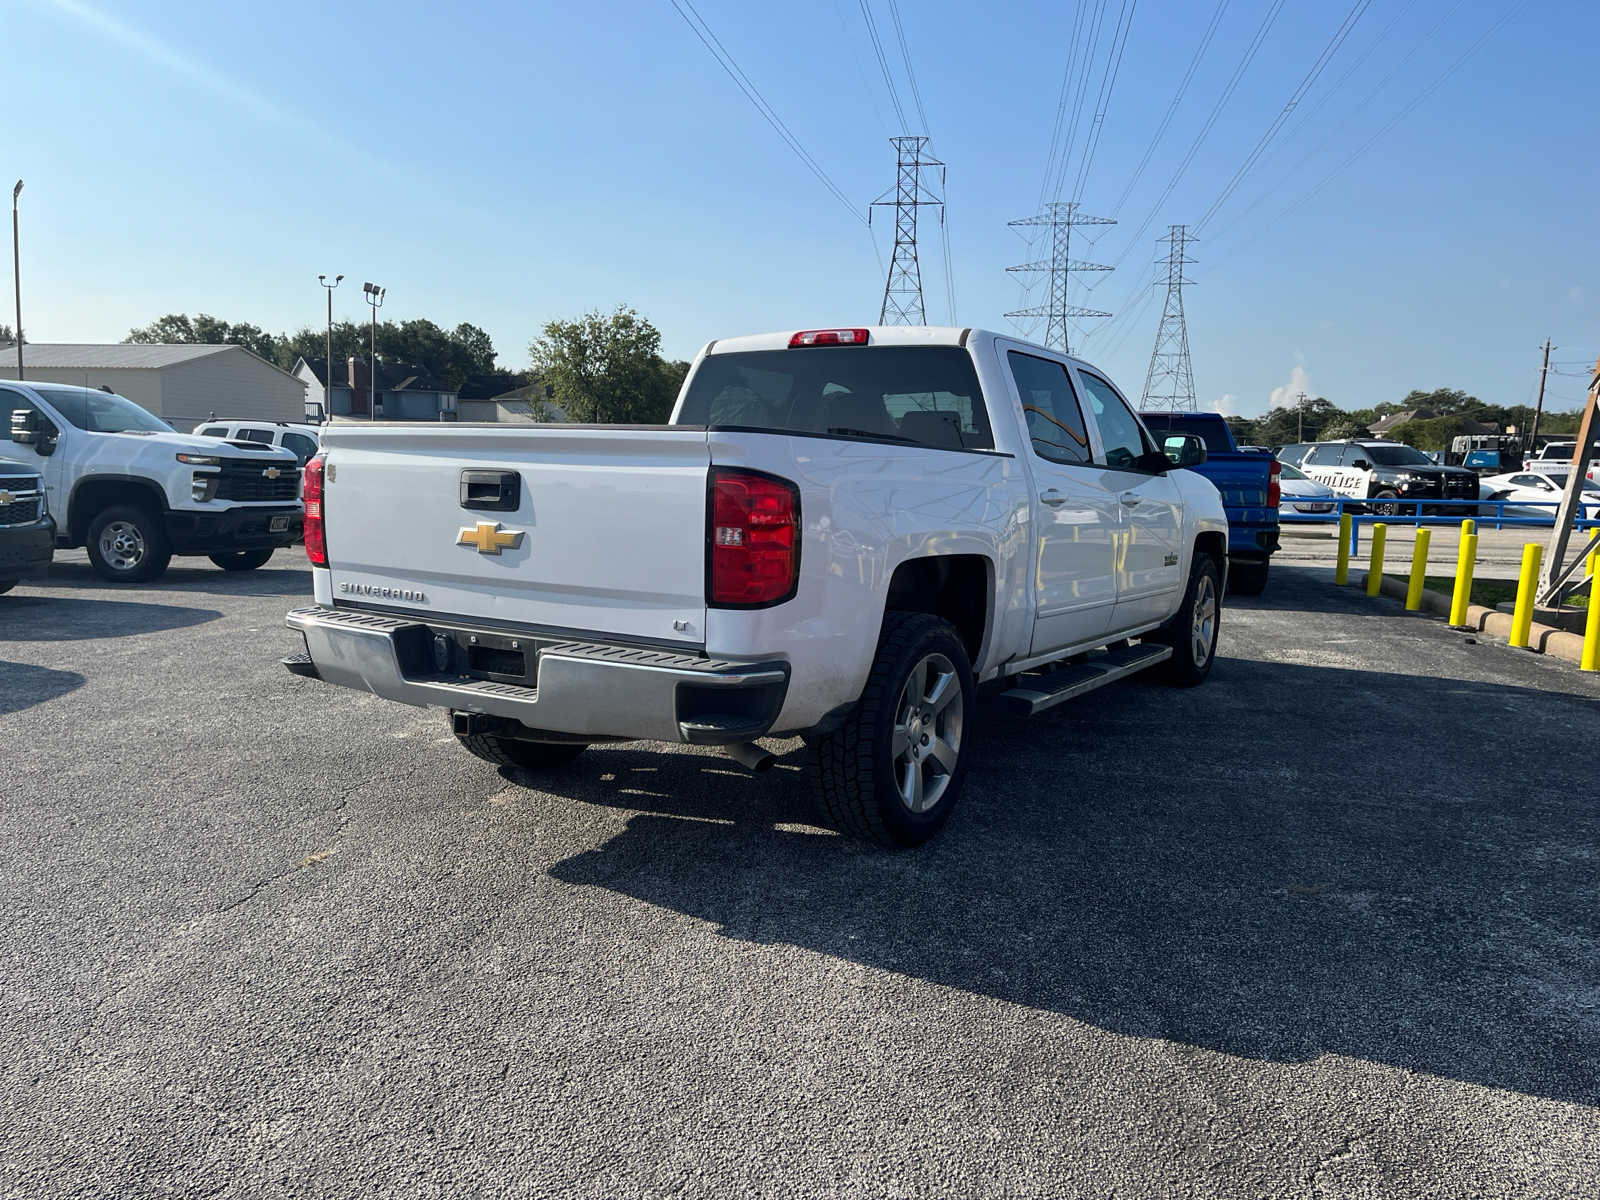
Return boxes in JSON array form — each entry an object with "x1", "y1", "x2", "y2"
[
  {"x1": 262, "y1": 466, "x2": 282, "y2": 480},
  {"x1": 457, "y1": 521, "x2": 524, "y2": 555},
  {"x1": 0, "y1": 491, "x2": 12, "y2": 505}
]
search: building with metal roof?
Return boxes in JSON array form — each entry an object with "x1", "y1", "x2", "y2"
[{"x1": 0, "y1": 343, "x2": 306, "y2": 431}]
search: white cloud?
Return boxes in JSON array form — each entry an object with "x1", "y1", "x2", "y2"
[
  {"x1": 1216, "y1": 393, "x2": 1241, "y2": 416},
  {"x1": 1269, "y1": 363, "x2": 1312, "y2": 410}
]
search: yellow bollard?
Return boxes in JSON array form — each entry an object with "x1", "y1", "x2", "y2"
[
  {"x1": 1585, "y1": 580, "x2": 1600, "y2": 671},
  {"x1": 1335, "y1": 512, "x2": 1352, "y2": 585},
  {"x1": 1509, "y1": 543, "x2": 1544, "y2": 649},
  {"x1": 1587, "y1": 528, "x2": 1600, "y2": 582},
  {"x1": 1365, "y1": 523, "x2": 1387, "y2": 596},
  {"x1": 1449, "y1": 532, "x2": 1479, "y2": 628},
  {"x1": 1405, "y1": 527, "x2": 1431, "y2": 611},
  {"x1": 1462, "y1": 517, "x2": 1476, "y2": 537}
]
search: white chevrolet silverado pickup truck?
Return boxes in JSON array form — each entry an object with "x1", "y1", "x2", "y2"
[{"x1": 284, "y1": 327, "x2": 1227, "y2": 845}]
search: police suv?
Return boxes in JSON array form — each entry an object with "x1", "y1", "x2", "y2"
[{"x1": 1278, "y1": 439, "x2": 1479, "y2": 516}]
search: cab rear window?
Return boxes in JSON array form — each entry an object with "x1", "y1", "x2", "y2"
[{"x1": 678, "y1": 347, "x2": 993, "y2": 452}]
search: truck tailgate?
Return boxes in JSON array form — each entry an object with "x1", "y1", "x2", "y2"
[{"x1": 320, "y1": 425, "x2": 710, "y2": 645}]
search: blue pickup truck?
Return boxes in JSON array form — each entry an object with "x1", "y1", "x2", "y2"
[{"x1": 1141, "y1": 410, "x2": 1280, "y2": 595}]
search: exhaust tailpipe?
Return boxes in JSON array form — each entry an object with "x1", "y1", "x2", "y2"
[{"x1": 725, "y1": 741, "x2": 775, "y2": 773}]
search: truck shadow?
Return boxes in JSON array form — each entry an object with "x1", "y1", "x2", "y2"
[
  {"x1": 0, "y1": 594, "x2": 221, "y2": 641},
  {"x1": 27, "y1": 559, "x2": 310, "y2": 598},
  {"x1": 540, "y1": 657, "x2": 1600, "y2": 1108},
  {"x1": 0, "y1": 661, "x2": 86, "y2": 715}
]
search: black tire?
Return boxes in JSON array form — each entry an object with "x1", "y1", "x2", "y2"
[
  {"x1": 209, "y1": 548, "x2": 274, "y2": 571},
  {"x1": 1229, "y1": 558, "x2": 1269, "y2": 596},
  {"x1": 86, "y1": 505, "x2": 172, "y2": 583},
  {"x1": 815, "y1": 612, "x2": 976, "y2": 848},
  {"x1": 1371, "y1": 489, "x2": 1401, "y2": 518},
  {"x1": 454, "y1": 726, "x2": 589, "y2": 771},
  {"x1": 1150, "y1": 553, "x2": 1221, "y2": 687}
]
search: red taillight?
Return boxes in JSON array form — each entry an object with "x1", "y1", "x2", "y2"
[
  {"x1": 709, "y1": 469, "x2": 799, "y2": 606},
  {"x1": 789, "y1": 328, "x2": 870, "y2": 348},
  {"x1": 304, "y1": 453, "x2": 327, "y2": 566},
  {"x1": 1267, "y1": 458, "x2": 1281, "y2": 508}
]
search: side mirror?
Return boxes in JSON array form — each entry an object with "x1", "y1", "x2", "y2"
[
  {"x1": 9, "y1": 408, "x2": 37, "y2": 445},
  {"x1": 1351, "y1": 458, "x2": 1371, "y2": 470},
  {"x1": 1160, "y1": 434, "x2": 1207, "y2": 470}
]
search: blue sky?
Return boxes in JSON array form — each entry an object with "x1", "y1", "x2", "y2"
[{"x1": 8, "y1": 0, "x2": 1598, "y2": 416}]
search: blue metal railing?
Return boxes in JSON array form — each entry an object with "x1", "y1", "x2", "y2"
[{"x1": 1278, "y1": 496, "x2": 1600, "y2": 554}]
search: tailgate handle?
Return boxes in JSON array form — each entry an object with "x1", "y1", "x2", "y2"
[{"x1": 460, "y1": 469, "x2": 520, "y2": 512}]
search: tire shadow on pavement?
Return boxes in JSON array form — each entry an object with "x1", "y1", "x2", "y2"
[{"x1": 540, "y1": 659, "x2": 1600, "y2": 1109}]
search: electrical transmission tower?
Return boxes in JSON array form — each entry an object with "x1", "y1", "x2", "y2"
[
  {"x1": 869, "y1": 136, "x2": 944, "y2": 325},
  {"x1": 1140, "y1": 225, "x2": 1198, "y2": 412},
  {"x1": 1005, "y1": 202, "x2": 1115, "y2": 353}
]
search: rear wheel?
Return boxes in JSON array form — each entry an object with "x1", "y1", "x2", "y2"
[
  {"x1": 86, "y1": 505, "x2": 172, "y2": 583},
  {"x1": 1371, "y1": 489, "x2": 1401, "y2": 518},
  {"x1": 1151, "y1": 553, "x2": 1221, "y2": 686},
  {"x1": 209, "y1": 548, "x2": 275, "y2": 571},
  {"x1": 453, "y1": 723, "x2": 589, "y2": 771},
  {"x1": 1229, "y1": 558, "x2": 1269, "y2": 596},
  {"x1": 815, "y1": 612, "x2": 976, "y2": 848}
]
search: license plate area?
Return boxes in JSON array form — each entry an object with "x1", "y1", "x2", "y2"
[{"x1": 269, "y1": 515, "x2": 291, "y2": 532}]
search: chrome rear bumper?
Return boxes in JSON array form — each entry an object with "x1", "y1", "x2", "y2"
[{"x1": 284, "y1": 605, "x2": 789, "y2": 745}]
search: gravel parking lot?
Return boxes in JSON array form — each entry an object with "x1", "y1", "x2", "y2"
[{"x1": 3, "y1": 553, "x2": 1597, "y2": 1198}]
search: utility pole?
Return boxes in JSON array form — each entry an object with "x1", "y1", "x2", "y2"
[
  {"x1": 362, "y1": 282, "x2": 385, "y2": 420},
  {"x1": 870, "y1": 136, "x2": 944, "y2": 325},
  {"x1": 318, "y1": 274, "x2": 343, "y2": 423},
  {"x1": 1528, "y1": 337, "x2": 1552, "y2": 454},
  {"x1": 1295, "y1": 390, "x2": 1309, "y2": 442},
  {"x1": 1537, "y1": 351, "x2": 1600, "y2": 610},
  {"x1": 11, "y1": 180, "x2": 22, "y2": 380},
  {"x1": 1005, "y1": 202, "x2": 1114, "y2": 352},
  {"x1": 1140, "y1": 225, "x2": 1197, "y2": 411}
]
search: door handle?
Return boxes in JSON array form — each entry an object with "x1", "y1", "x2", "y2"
[
  {"x1": 1120, "y1": 493, "x2": 1142, "y2": 507},
  {"x1": 1041, "y1": 488, "x2": 1069, "y2": 507}
]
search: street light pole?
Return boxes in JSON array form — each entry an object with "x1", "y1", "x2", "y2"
[
  {"x1": 10, "y1": 180, "x2": 22, "y2": 381},
  {"x1": 363, "y1": 282, "x2": 385, "y2": 420},
  {"x1": 317, "y1": 273, "x2": 343, "y2": 423}
]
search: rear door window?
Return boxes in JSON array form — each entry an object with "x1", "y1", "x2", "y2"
[
  {"x1": 1007, "y1": 351, "x2": 1090, "y2": 465},
  {"x1": 281, "y1": 432, "x2": 318, "y2": 464},
  {"x1": 238, "y1": 429, "x2": 274, "y2": 444},
  {"x1": 197, "y1": 426, "x2": 228, "y2": 437},
  {"x1": 677, "y1": 346, "x2": 993, "y2": 451}
]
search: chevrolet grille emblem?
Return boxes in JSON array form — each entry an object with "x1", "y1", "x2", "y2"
[
  {"x1": 457, "y1": 521, "x2": 524, "y2": 555},
  {"x1": 262, "y1": 466, "x2": 283, "y2": 480},
  {"x1": 0, "y1": 491, "x2": 12, "y2": 505}
]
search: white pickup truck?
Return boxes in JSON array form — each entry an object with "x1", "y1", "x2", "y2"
[
  {"x1": 284, "y1": 327, "x2": 1227, "y2": 845},
  {"x1": 3, "y1": 382, "x2": 302, "y2": 582}
]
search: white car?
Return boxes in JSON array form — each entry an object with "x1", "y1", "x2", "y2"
[
  {"x1": 284, "y1": 326, "x2": 1229, "y2": 846},
  {"x1": 195, "y1": 420, "x2": 321, "y2": 466},
  {"x1": 3, "y1": 382, "x2": 301, "y2": 582},
  {"x1": 1277, "y1": 461, "x2": 1338, "y2": 514},
  {"x1": 1480, "y1": 470, "x2": 1600, "y2": 519}
]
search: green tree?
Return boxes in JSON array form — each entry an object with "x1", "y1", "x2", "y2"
[
  {"x1": 125, "y1": 313, "x2": 279, "y2": 362},
  {"x1": 529, "y1": 306, "x2": 676, "y2": 424}
]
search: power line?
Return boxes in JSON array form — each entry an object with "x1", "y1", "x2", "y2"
[
  {"x1": 1089, "y1": 0, "x2": 1288, "y2": 323},
  {"x1": 1194, "y1": 0, "x2": 1373, "y2": 232},
  {"x1": 858, "y1": 0, "x2": 910, "y2": 132},
  {"x1": 885, "y1": 0, "x2": 930, "y2": 134},
  {"x1": 1036, "y1": 0, "x2": 1101, "y2": 213},
  {"x1": 1205, "y1": 0, "x2": 1531, "y2": 271},
  {"x1": 1068, "y1": 0, "x2": 1140, "y2": 207},
  {"x1": 1109, "y1": 0, "x2": 1230, "y2": 217},
  {"x1": 1047, "y1": 0, "x2": 1115, "y2": 207},
  {"x1": 666, "y1": 0, "x2": 867, "y2": 230}
]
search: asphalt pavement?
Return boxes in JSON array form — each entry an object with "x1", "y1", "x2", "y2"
[{"x1": 2, "y1": 551, "x2": 1598, "y2": 1198}]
